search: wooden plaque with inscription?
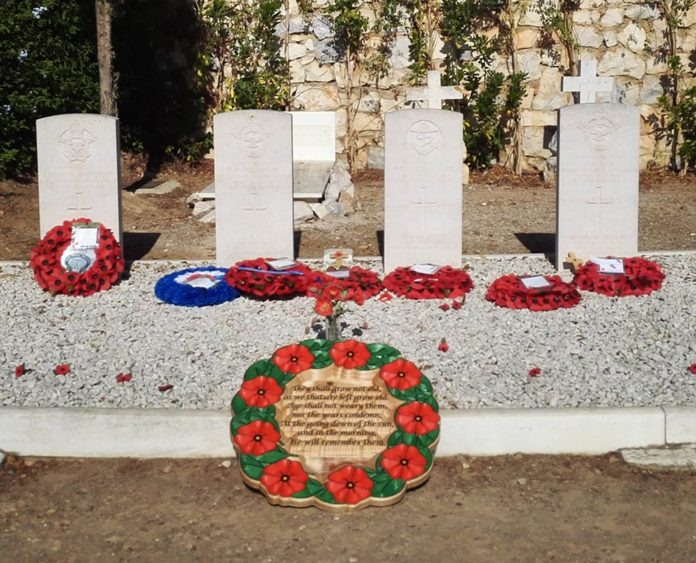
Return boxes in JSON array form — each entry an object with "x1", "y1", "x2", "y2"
[{"x1": 231, "y1": 339, "x2": 440, "y2": 511}]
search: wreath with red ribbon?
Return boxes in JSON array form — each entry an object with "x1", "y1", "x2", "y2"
[
  {"x1": 485, "y1": 274, "x2": 581, "y2": 311},
  {"x1": 231, "y1": 339, "x2": 440, "y2": 511},
  {"x1": 30, "y1": 218, "x2": 124, "y2": 297},
  {"x1": 573, "y1": 257, "x2": 665, "y2": 297},
  {"x1": 306, "y1": 267, "x2": 383, "y2": 305},
  {"x1": 225, "y1": 258, "x2": 321, "y2": 298},
  {"x1": 382, "y1": 266, "x2": 474, "y2": 300}
]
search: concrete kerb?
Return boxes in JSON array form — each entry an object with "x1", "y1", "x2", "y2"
[{"x1": 1, "y1": 405, "x2": 694, "y2": 459}]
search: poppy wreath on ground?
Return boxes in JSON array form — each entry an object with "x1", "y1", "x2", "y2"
[
  {"x1": 230, "y1": 339, "x2": 440, "y2": 511},
  {"x1": 382, "y1": 266, "x2": 474, "y2": 300},
  {"x1": 225, "y1": 258, "x2": 321, "y2": 298},
  {"x1": 306, "y1": 267, "x2": 383, "y2": 305},
  {"x1": 485, "y1": 274, "x2": 581, "y2": 311},
  {"x1": 573, "y1": 257, "x2": 665, "y2": 297},
  {"x1": 30, "y1": 218, "x2": 124, "y2": 297},
  {"x1": 154, "y1": 266, "x2": 240, "y2": 307}
]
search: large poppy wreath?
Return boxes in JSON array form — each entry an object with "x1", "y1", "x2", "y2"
[
  {"x1": 30, "y1": 218, "x2": 124, "y2": 297},
  {"x1": 225, "y1": 258, "x2": 321, "y2": 298},
  {"x1": 154, "y1": 266, "x2": 240, "y2": 307},
  {"x1": 573, "y1": 257, "x2": 665, "y2": 297},
  {"x1": 230, "y1": 339, "x2": 440, "y2": 511},
  {"x1": 485, "y1": 274, "x2": 581, "y2": 311},
  {"x1": 382, "y1": 266, "x2": 474, "y2": 300},
  {"x1": 306, "y1": 266, "x2": 383, "y2": 305}
]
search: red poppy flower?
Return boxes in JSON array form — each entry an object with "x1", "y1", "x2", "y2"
[
  {"x1": 260, "y1": 458, "x2": 308, "y2": 497},
  {"x1": 239, "y1": 376, "x2": 283, "y2": 407},
  {"x1": 233, "y1": 420, "x2": 281, "y2": 456},
  {"x1": 439, "y1": 303, "x2": 450, "y2": 311},
  {"x1": 379, "y1": 358, "x2": 422, "y2": 390},
  {"x1": 395, "y1": 402, "x2": 440, "y2": 435},
  {"x1": 116, "y1": 373, "x2": 132, "y2": 383},
  {"x1": 53, "y1": 363, "x2": 71, "y2": 376},
  {"x1": 452, "y1": 300, "x2": 463, "y2": 310},
  {"x1": 380, "y1": 444, "x2": 428, "y2": 481},
  {"x1": 438, "y1": 338, "x2": 449, "y2": 353},
  {"x1": 325, "y1": 466, "x2": 373, "y2": 504},
  {"x1": 329, "y1": 340, "x2": 371, "y2": 369},
  {"x1": 272, "y1": 344, "x2": 315, "y2": 374},
  {"x1": 314, "y1": 299, "x2": 334, "y2": 317},
  {"x1": 528, "y1": 367, "x2": 541, "y2": 377},
  {"x1": 15, "y1": 364, "x2": 25, "y2": 378},
  {"x1": 688, "y1": 363, "x2": 696, "y2": 375}
]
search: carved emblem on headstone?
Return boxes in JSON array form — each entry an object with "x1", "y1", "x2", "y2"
[
  {"x1": 59, "y1": 126, "x2": 97, "y2": 163},
  {"x1": 407, "y1": 120, "x2": 442, "y2": 156},
  {"x1": 577, "y1": 109, "x2": 620, "y2": 151},
  {"x1": 233, "y1": 114, "x2": 268, "y2": 158}
]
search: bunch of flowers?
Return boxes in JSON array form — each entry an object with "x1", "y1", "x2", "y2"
[
  {"x1": 30, "y1": 218, "x2": 124, "y2": 297},
  {"x1": 230, "y1": 339, "x2": 440, "y2": 510},
  {"x1": 573, "y1": 257, "x2": 665, "y2": 297},
  {"x1": 485, "y1": 274, "x2": 581, "y2": 311},
  {"x1": 225, "y1": 258, "x2": 320, "y2": 298},
  {"x1": 382, "y1": 266, "x2": 474, "y2": 300}
]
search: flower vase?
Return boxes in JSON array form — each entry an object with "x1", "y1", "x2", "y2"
[{"x1": 326, "y1": 315, "x2": 340, "y2": 341}]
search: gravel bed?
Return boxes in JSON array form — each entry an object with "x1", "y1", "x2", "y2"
[{"x1": 1, "y1": 254, "x2": 695, "y2": 411}]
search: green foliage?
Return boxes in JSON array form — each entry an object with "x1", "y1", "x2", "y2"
[
  {"x1": 534, "y1": 0, "x2": 579, "y2": 71},
  {"x1": 0, "y1": 1, "x2": 99, "y2": 178},
  {"x1": 324, "y1": 0, "x2": 369, "y2": 57}
]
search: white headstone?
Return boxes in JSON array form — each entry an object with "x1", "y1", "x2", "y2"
[
  {"x1": 406, "y1": 70, "x2": 462, "y2": 110},
  {"x1": 214, "y1": 110, "x2": 294, "y2": 265},
  {"x1": 562, "y1": 59, "x2": 614, "y2": 104},
  {"x1": 384, "y1": 109, "x2": 463, "y2": 272},
  {"x1": 556, "y1": 103, "x2": 639, "y2": 269},
  {"x1": 36, "y1": 114, "x2": 122, "y2": 241},
  {"x1": 290, "y1": 111, "x2": 336, "y2": 200}
]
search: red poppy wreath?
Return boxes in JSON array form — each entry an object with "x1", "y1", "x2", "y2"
[
  {"x1": 573, "y1": 257, "x2": 665, "y2": 297},
  {"x1": 30, "y1": 218, "x2": 124, "y2": 297},
  {"x1": 485, "y1": 274, "x2": 581, "y2": 311},
  {"x1": 382, "y1": 266, "x2": 474, "y2": 300},
  {"x1": 225, "y1": 258, "x2": 321, "y2": 298},
  {"x1": 231, "y1": 339, "x2": 440, "y2": 511},
  {"x1": 306, "y1": 266, "x2": 383, "y2": 305}
]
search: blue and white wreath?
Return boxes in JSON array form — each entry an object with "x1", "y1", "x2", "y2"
[{"x1": 155, "y1": 267, "x2": 240, "y2": 307}]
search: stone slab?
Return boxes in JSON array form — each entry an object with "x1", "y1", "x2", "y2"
[
  {"x1": 289, "y1": 111, "x2": 336, "y2": 162},
  {"x1": 294, "y1": 160, "x2": 332, "y2": 200},
  {"x1": 36, "y1": 114, "x2": 122, "y2": 241},
  {"x1": 556, "y1": 103, "x2": 639, "y2": 269},
  {"x1": 214, "y1": 110, "x2": 294, "y2": 265},
  {"x1": 133, "y1": 179, "x2": 181, "y2": 195},
  {"x1": 621, "y1": 444, "x2": 696, "y2": 468},
  {"x1": 384, "y1": 109, "x2": 463, "y2": 272},
  {"x1": 664, "y1": 406, "x2": 696, "y2": 444}
]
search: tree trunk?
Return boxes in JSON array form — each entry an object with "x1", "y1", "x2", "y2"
[{"x1": 96, "y1": 0, "x2": 117, "y2": 116}]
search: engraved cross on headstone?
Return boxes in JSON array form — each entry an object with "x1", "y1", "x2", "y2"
[
  {"x1": 585, "y1": 185, "x2": 612, "y2": 229},
  {"x1": 407, "y1": 70, "x2": 462, "y2": 110},
  {"x1": 67, "y1": 188, "x2": 93, "y2": 211},
  {"x1": 241, "y1": 190, "x2": 268, "y2": 238},
  {"x1": 411, "y1": 186, "x2": 437, "y2": 233},
  {"x1": 562, "y1": 59, "x2": 614, "y2": 103}
]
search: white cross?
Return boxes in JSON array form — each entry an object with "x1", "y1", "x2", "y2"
[
  {"x1": 67, "y1": 188, "x2": 93, "y2": 211},
  {"x1": 410, "y1": 186, "x2": 437, "y2": 233},
  {"x1": 241, "y1": 191, "x2": 268, "y2": 237},
  {"x1": 585, "y1": 186, "x2": 612, "y2": 229},
  {"x1": 562, "y1": 59, "x2": 614, "y2": 104},
  {"x1": 407, "y1": 70, "x2": 462, "y2": 110}
]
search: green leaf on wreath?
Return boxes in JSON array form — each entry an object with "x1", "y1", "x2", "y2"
[
  {"x1": 244, "y1": 359, "x2": 291, "y2": 387},
  {"x1": 315, "y1": 486, "x2": 338, "y2": 504},
  {"x1": 415, "y1": 429, "x2": 440, "y2": 448},
  {"x1": 256, "y1": 448, "x2": 288, "y2": 464},
  {"x1": 239, "y1": 454, "x2": 265, "y2": 480},
  {"x1": 363, "y1": 343, "x2": 401, "y2": 370},
  {"x1": 292, "y1": 478, "x2": 324, "y2": 499},
  {"x1": 301, "y1": 338, "x2": 334, "y2": 369},
  {"x1": 231, "y1": 394, "x2": 250, "y2": 416},
  {"x1": 371, "y1": 476, "x2": 405, "y2": 498}
]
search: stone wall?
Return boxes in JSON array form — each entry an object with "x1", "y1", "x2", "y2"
[{"x1": 279, "y1": 0, "x2": 696, "y2": 172}]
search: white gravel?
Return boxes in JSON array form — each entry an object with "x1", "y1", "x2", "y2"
[{"x1": 1, "y1": 254, "x2": 695, "y2": 411}]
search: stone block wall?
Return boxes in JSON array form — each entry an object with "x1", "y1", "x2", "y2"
[{"x1": 278, "y1": 0, "x2": 696, "y2": 172}]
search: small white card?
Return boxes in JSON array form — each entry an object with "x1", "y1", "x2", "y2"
[
  {"x1": 72, "y1": 226, "x2": 99, "y2": 250},
  {"x1": 325, "y1": 270, "x2": 350, "y2": 279},
  {"x1": 266, "y1": 258, "x2": 297, "y2": 271},
  {"x1": 590, "y1": 256, "x2": 625, "y2": 274},
  {"x1": 520, "y1": 275, "x2": 552, "y2": 289},
  {"x1": 411, "y1": 263, "x2": 440, "y2": 275},
  {"x1": 175, "y1": 271, "x2": 223, "y2": 289}
]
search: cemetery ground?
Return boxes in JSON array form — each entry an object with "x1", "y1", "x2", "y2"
[
  {"x1": 1, "y1": 157, "x2": 696, "y2": 261},
  {"x1": 2, "y1": 453, "x2": 696, "y2": 561}
]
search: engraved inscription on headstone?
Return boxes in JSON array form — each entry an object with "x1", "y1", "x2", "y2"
[
  {"x1": 384, "y1": 109, "x2": 463, "y2": 272},
  {"x1": 214, "y1": 110, "x2": 294, "y2": 264},
  {"x1": 36, "y1": 114, "x2": 122, "y2": 241},
  {"x1": 556, "y1": 103, "x2": 639, "y2": 269}
]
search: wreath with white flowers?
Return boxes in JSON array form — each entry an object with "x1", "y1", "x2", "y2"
[
  {"x1": 230, "y1": 339, "x2": 440, "y2": 511},
  {"x1": 30, "y1": 218, "x2": 124, "y2": 297},
  {"x1": 154, "y1": 266, "x2": 240, "y2": 307}
]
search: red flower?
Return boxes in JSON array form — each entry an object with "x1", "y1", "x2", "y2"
[
  {"x1": 329, "y1": 340, "x2": 371, "y2": 369},
  {"x1": 15, "y1": 364, "x2": 25, "y2": 378},
  {"x1": 233, "y1": 420, "x2": 281, "y2": 456},
  {"x1": 439, "y1": 303, "x2": 450, "y2": 311},
  {"x1": 116, "y1": 373, "x2": 132, "y2": 383},
  {"x1": 452, "y1": 300, "x2": 463, "y2": 310},
  {"x1": 438, "y1": 338, "x2": 449, "y2": 353},
  {"x1": 380, "y1": 444, "x2": 428, "y2": 481},
  {"x1": 239, "y1": 376, "x2": 283, "y2": 407},
  {"x1": 688, "y1": 363, "x2": 696, "y2": 375},
  {"x1": 314, "y1": 299, "x2": 334, "y2": 317},
  {"x1": 325, "y1": 466, "x2": 373, "y2": 504},
  {"x1": 379, "y1": 358, "x2": 422, "y2": 391},
  {"x1": 54, "y1": 363, "x2": 71, "y2": 376},
  {"x1": 528, "y1": 367, "x2": 541, "y2": 377},
  {"x1": 260, "y1": 459, "x2": 308, "y2": 497},
  {"x1": 395, "y1": 402, "x2": 440, "y2": 435},
  {"x1": 273, "y1": 344, "x2": 314, "y2": 374}
]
